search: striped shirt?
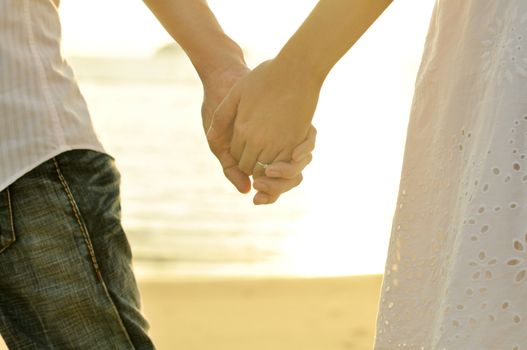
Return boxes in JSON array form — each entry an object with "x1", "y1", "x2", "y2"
[{"x1": 0, "y1": 0, "x2": 107, "y2": 191}]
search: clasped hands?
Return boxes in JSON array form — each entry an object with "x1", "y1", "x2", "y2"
[{"x1": 202, "y1": 58, "x2": 321, "y2": 205}]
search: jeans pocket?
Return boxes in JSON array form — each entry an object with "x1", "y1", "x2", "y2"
[{"x1": 0, "y1": 187, "x2": 15, "y2": 253}]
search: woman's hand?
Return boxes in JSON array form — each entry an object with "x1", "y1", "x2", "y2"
[
  {"x1": 252, "y1": 126, "x2": 317, "y2": 205},
  {"x1": 203, "y1": 61, "x2": 317, "y2": 204},
  {"x1": 207, "y1": 58, "x2": 322, "y2": 177}
]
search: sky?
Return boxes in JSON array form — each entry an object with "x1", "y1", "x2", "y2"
[
  {"x1": 59, "y1": 0, "x2": 319, "y2": 58},
  {"x1": 59, "y1": 1, "x2": 436, "y2": 61}
]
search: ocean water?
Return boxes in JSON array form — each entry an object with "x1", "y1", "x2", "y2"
[
  {"x1": 69, "y1": 43, "x2": 419, "y2": 278},
  {"x1": 70, "y1": 55, "x2": 313, "y2": 278}
]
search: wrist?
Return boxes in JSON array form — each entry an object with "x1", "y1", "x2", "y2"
[
  {"x1": 274, "y1": 45, "x2": 329, "y2": 90},
  {"x1": 191, "y1": 35, "x2": 247, "y2": 87},
  {"x1": 268, "y1": 53, "x2": 325, "y2": 100}
]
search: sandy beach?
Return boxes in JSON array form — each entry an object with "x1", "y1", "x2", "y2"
[
  {"x1": 140, "y1": 274, "x2": 383, "y2": 350},
  {"x1": 0, "y1": 274, "x2": 383, "y2": 350}
]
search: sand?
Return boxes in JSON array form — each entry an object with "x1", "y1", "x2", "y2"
[
  {"x1": 140, "y1": 274, "x2": 383, "y2": 350},
  {"x1": 0, "y1": 274, "x2": 383, "y2": 350}
]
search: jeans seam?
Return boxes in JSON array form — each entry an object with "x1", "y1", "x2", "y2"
[
  {"x1": 6, "y1": 188, "x2": 15, "y2": 238},
  {"x1": 52, "y1": 156, "x2": 136, "y2": 349},
  {"x1": 0, "y1": 188, "x2": 16, "y2": 254},
  {"x1": 52, "y1": 158, "x2": 104, "y2": 283}
]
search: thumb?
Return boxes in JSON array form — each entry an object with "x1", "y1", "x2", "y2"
[
  {"x1": 207, "y1": 88, "x2": 240, "y2": 141},
  {"x1": 292, "y1": 125, "x2": 317, "y2": 162}
]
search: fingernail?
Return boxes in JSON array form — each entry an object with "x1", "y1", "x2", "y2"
[
  {"x1": 254, "y1": 194, "x2": 269, "y2": 205},
  {"x1": 266, "y1": 169, "x2": 281, "y2": 177}
]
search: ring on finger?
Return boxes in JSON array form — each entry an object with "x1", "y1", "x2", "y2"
[{"x1": 256, "y1": 161, "x2": 269, "y2": 169}]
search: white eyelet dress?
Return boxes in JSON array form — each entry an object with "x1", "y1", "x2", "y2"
[{"x1": 373, "y1": 1, "x2": 527, "y2": 349}]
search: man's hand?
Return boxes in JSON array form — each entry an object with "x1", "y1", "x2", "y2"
[
  {"x1": 207, "y1": 58, "x2": 321, "y2": 178},
  {"x1": 202, "y1": 64, "x2": 252, "y2": 194},
  {"x1": 204, "y1": 63, "x2": 316, "y2": 205},
  {"x1": 144, "y1": 0, "x2": 317, "y2": 205}
]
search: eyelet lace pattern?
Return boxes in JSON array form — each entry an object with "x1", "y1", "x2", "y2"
[{"x1": 374, "y1": 1, "x2": 527, "y2": 349}]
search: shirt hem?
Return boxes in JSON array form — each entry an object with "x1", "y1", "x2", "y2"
[{"x1": 0, "y1": 143, "x2": 112, "y2": 192}]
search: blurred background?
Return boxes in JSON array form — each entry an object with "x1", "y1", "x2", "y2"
[
  {"x1": 0, "y1": 1, "x2": 437, "y2": 349},
  {"x1": 58, "y1": 0, "x2": 436, "y2": 280}
]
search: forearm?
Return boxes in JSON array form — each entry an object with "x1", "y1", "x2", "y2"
[
  {"x1": 277, "y1": 0, "x2": 393, "y2": 85},
  {"x1": 143, "y1": 0, "x2": 246, "y2": 85}
]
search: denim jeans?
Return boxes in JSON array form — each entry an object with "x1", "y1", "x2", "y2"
[{"x1": 0, "y1": 150, "x2": 155, "y2": 349}]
